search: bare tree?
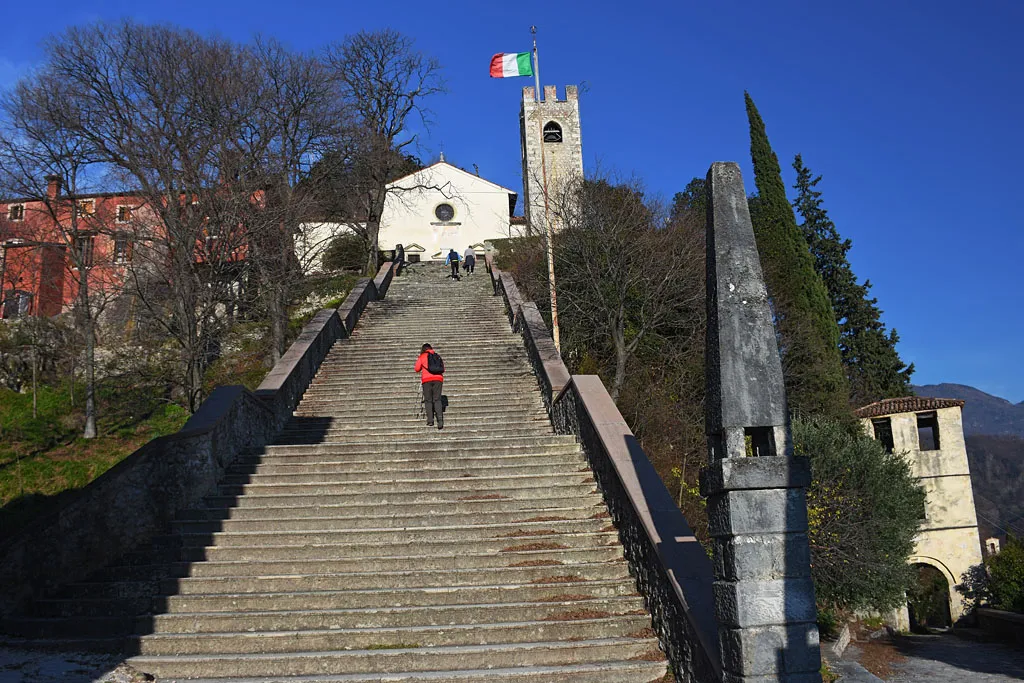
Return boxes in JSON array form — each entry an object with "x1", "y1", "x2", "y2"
[
  {"x1": 0, "y1": 72, "x2": 115, "y2": 437},
  {"x1": 325, "y1": 29, "x2": 444, "y2": 274},
  {"x1": 548, "y1": 174, "x2": 703, "y2": 400},
  {"x1": 34, "y1": 21, "x2": 270, "y2": 411},
  {"x1": 241, "y1": 38, "x2": 341, "y2": 360}
]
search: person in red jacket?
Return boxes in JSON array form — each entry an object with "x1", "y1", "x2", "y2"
[{"x1": 414, "y1": 343, "x2": 444, "y2": 429}]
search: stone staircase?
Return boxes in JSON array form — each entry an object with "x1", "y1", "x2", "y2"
[{"x1": 6, "y1": 265, "x2": 668, "y2": 681}]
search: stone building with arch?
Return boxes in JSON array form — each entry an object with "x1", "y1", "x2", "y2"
[{"x1": 855, "y1": 396, "x2": 984, "y2": 626}]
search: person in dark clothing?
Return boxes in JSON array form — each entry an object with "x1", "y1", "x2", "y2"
[
  {"x1": 394, "y1": 243, "x2": 405, "y2": 276},
  {"x1": 414, "y1": 343, "x2": 444, "y2": 429},
  {"x1": 445, "y1": 248, "x2": 461, "y2": 280}
]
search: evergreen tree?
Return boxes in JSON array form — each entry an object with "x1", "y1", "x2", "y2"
[
  {"x1": 792, "y1": 155, "x2": 914, "y2": 406},
  {"x1": 744, "y1": 92, "x2": 849, "y2": 417}
]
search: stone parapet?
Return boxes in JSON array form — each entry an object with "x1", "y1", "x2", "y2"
[{"x1": 489, "y1": 259, "x2": 721, "y2": 682}]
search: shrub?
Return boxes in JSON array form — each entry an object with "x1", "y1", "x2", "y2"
[
  {"x1": 794, "y1": 416, "x2": 926, "y2": 613},
  {"x1": 322, "y1": 233, "x2": 367, "y2": 272},
  {"x1": 959, "y1": 535, "x2": 1024, "y2": 614}
]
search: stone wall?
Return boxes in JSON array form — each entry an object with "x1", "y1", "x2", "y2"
[{"x1": 0, "y1": 262, "x2": 396, "y2": 617}]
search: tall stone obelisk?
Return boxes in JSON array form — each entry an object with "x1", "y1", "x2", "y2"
[{"x1": 700, "y1": 162, "x2": 822, "y2": 682}]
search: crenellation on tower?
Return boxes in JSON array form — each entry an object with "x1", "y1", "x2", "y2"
[{"x1": 519, "y1": 84, "x2": 584, "y2": 234}]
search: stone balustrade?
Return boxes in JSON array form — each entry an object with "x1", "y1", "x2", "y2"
[{"x1": 485, "y1": 253, "x2": 721, "y2": 682}]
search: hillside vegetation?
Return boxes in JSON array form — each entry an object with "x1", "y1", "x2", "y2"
[
  {"x1": 0, "y1": 384, "x2": 187, "y2": 540},
  {"x1": 0, "y1": 272, "x2": 358, "y2": 540}
]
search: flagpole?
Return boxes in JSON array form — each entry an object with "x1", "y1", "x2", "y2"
[
  {"x1": 530, "y1": 26, "x2": 561, "y2": 352},
  {"x1": 531, "y1": 26, "x2": 541, "y2": 102}
]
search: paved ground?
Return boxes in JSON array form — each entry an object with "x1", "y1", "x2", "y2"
[
  {"x1": 885, "y1": 635, "x2": 1024, "y2": 682},
  {"x1": 838, "y1": 634, "x2": 1024, "y2": 682},
  {"x1": 0, "y1": 646, "x2": 148, "y2": 683}
]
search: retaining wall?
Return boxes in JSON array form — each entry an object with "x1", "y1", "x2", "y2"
[{"x1": 0, "y1": 262, "x2": 396, "y2": 617}]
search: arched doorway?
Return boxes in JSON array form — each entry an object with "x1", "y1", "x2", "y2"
[{"x1": 907, "y1": 563, "x2": 952, "y2": 631}]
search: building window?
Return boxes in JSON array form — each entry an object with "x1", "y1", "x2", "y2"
[
  {"x1": 73, "y1": 234, "x2": 95, "y2": 268},
  {"x1": 434, "y1": 203, "x2": 455, "y2": 222},
  {"x1": 113, "y1": 232, "x2": 131, "y2": 263},
  {"x1": 7, "y1": 204, "x2": 25, "y2": 221},
  {"x1": 917, "y1": 412, "x2": 940, "y2": 451},
  {"x1": 2, "y1": 290, "x2": 32, "y2": 319},
  {"x1": 543, "y1": 121, "x2": 563, "y2": 143},
  {"x1": 872, "y1": 417, "x2": 895, "y2": 453},
  {"x1": 78, "y1": 199, "x2": 95, "y2": 216},
  {"x1": 408, "y1": 254, "x2": 420, "y2": 263},
  {"x1": 116, "y1": 205, "x2": 132, "y2": 223}
]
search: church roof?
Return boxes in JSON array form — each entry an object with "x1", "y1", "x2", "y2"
[
  {"x1": 854, "y1": 397, "x2": 965, "y2": 419},
  {"x1": 387, "y1": 161, "x2": 517, "y2": 196}
]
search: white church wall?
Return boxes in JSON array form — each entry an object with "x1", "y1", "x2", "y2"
[
  {"x1": 379, "y1": 163, "x2": 513, "y2": 260},
  {"x1": 295, "y1": 221, "x2": 366, "y2": 275}
]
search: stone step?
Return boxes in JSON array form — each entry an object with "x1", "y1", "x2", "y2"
[
  {"x1": 309, "y1": 368, "x2": 533, "y2": 379},
  {"x1": 136, "y1": 617, "x2": 652, "y2": 655},
  {"x1": 218, "y1": 463, "x2": 587, "y2": 488},
  {"x1": 131, "y1": 546, "x2": 621, "y2": 578},
  {"x1": 169, "y1": 518, "x2": 606, "y2": 548},
  {"x1": 204, "y1": 483, "x2": 598, "y2": 509},
  {"x1": 156, "y1": 578, "x2": 639, "y2": 614},
  {"x1": 166, "y1": 562, "x2": 628, "y2": 597},
  {"x1": 160, "y1": 531, "x2": 620, "y2": 562},
  {"x1": 146, "y1": 595, "x2": 646, "y2": 632},
  {"x1": 289, "y1": 405, "x2": 548, "y2": 420},
  {"x1": 59, "y1": 560, "x2": 631, "y2": 602},
  {"x1": 227, "y1": 451, "x2": 586, "y2": 475},
  {"x1": 274, "y1": 424, "x2": 554, "y2": 441},
  {"x1": 292, "y1": 401, "x2": 544, "y2": 417},
  {"x1": 294, "y1": 393, "x2": 542, "y2": 405},
  {"x1": 321, "y1": 343, "x2": 523, "y2": 355},
  {"x1": 172, "y1": 508, "x2": 601, "y2": 533},
  {"x1": 241, "y1": 444, "x2": 582, "y2": 465},
  {"x1": 150, "y1": 660, "x2": 668, "y2": 683},
  {"x1": 255, "y1": 435, "x2": 578, "y2": 454},
  {"x1": 300, "y1": 388, "x2": 537, "y2": 401},
  {"x1": 223, "y1": 462, "x2": 586, "y2": 484},
  {"x1": 215, "y1": 473, "x2": 596, "y2": 497},
  {"x1": 127, "y1": 637, "x2": 660, "y2": 678},
  {"x1": 187, "y1": 496, "x2": 601, "y2": 520}
]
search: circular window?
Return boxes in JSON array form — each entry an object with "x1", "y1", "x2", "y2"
[{"x1": 434, "y1": 203, "x2": 455, "y2": 222}]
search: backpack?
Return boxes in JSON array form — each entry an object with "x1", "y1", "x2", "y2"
[{"x1": 426, "y1": 351, "x2": 445, "y2": 375}]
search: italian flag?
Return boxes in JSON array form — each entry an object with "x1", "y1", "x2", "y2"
[{"x1": 490, "y1": 52, "x2": 533, "y2": 78}]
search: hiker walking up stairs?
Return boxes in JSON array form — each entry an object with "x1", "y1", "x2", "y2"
[{"x1": 13, "y1": 265, "x2": 669, "y2": 681}]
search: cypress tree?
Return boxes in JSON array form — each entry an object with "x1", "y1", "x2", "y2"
[
  {"x1": 792, "y1": 154, "x2": 914, "y2": 406},
  {"x1": 744, "y1": 92, "x2": 849, "y2": 417}
]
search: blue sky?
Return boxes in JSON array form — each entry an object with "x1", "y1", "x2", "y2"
[{"x1": 3, "y1": 0, "x2": 1021, "y2": 402}]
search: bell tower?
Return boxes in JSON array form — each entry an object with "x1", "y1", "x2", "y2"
[{"x1": 519, "y1": 85, "x2": 583, "y2": 234}]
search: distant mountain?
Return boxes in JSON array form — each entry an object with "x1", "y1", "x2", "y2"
[
  {"x1": 964, "y1": 434, "x2": 1024, "y2": 539},
  {"x1": 913, "y1": 383, "x2": 1024, "y2": 437}
]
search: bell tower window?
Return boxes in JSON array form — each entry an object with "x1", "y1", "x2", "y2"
[{"x1": 543, "y1": 121, "x2": 562, "y2": 143}]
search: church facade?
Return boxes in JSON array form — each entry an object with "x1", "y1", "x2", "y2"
[{"x1": 379, "y1": 160, "x2": 519, "y2": 261}]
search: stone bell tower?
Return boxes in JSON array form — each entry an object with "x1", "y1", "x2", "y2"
[{"x1": 519, "y1": 85, "x2": 584, "y2": 234}]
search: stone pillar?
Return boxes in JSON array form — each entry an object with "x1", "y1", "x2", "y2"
[{"x1": 700, "y1": 162, "x2": 822, "y2": 682}]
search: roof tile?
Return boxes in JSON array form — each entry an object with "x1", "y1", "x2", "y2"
[{"x1": 854, "y1": 396, "x2": 965, "y2": 419}]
